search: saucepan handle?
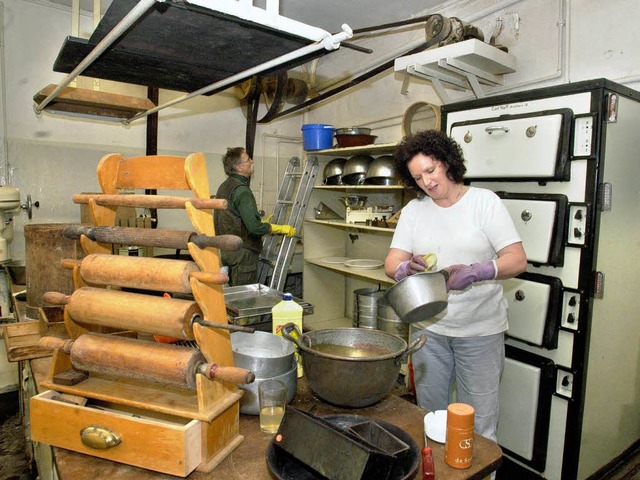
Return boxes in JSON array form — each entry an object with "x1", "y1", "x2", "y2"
[
  {"x1": 397, "y1": 334, "x2": 427, "y2": 365},
  {"x1": 281, "y1": 322, "x2": 304, "y2": 348}
]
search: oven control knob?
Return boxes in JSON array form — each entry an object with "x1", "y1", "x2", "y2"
[
  {"x1": 567, "y1": 313, "x2": 576, "y2": 324},
  {"x1": 526, "y1": 125, "x2": 537, "y2": 138},
  {"x1": 514, "y1": 290, "x2": 525, "y2": 301},
  {"x1": 464, "y1": 131, "x2": 473, "y2": 143},
  {"x1": 520, "y1": 210, "x2": 532, "y2": 222},
  {"x1": 568, "y1": 296, "x2": 577, "y2": 306}
]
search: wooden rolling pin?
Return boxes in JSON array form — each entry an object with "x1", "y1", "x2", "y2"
[
  {"x1": 44, "y1": 287, "x2": 202, "y2": 340},
  {"x1": 62, "y1": 225, "x2": 243, "y2": 252},
  {"x1": 39, "y1": 334, "x2": 255, "y2": 389},
  {"x1": 75, "y1": 254, "x2": 203, "y2": 293},
  {"x1": 72, "y1": 193, "x2": 227, "y2": 210},
  {"x1": 44, "y1": 287, "x2": 253, "y2": 337},
  {"x1": 60, "y1": 257, "x2": 229, "y2": 290}
]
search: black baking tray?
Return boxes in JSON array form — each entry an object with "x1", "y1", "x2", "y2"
[{"x1": 266, "y1": 414, "x2": 419, "y2": 480}]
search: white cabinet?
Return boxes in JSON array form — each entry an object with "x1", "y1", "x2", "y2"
[{"x1": 302, "y1": 143, "x2": 409, "y2": 330}]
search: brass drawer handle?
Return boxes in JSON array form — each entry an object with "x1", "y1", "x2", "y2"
[{"x1": 80, "y1": 425, "x2": 122, "y2": 450}]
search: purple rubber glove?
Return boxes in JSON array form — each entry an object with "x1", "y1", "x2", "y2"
[
  {"x1": 394, "y1": 255, "x2": 427, "y2": 282},
  {"x1": 445, "y1": 261, "x2": 497, "y2": 291}
]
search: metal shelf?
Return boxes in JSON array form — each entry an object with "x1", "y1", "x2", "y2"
[
  {"x1": 305, "y1": 257, "x2": 393, "y2": 285},
  {"x1": 306, "y1": 219, "x2": 395, "y2": 233},
  {"x1": 35, "y1": 0, "x2": 352, "y2": 123},
  {"x1": 310, "y1": 142, "x2": 398, "y2": 156},
  {"x1": 313, "y1": 185, "x2": 404, "y2": 191}
]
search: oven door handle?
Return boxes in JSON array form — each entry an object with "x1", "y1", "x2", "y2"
[{"x1": 485, "y1": 125, "x2": 510, "y2": 134}]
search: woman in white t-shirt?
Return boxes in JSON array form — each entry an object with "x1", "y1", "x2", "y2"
[{"x1": 384, "y1": 130, "x2": 527, "y2": 443}]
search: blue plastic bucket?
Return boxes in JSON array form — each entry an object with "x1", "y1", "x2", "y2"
[{"x1": 301, "y1": 124, "x2": 334, "y2": 151}]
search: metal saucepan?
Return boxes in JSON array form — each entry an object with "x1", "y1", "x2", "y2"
[
  {"x1": 282, "y1": 324, "x2": 426, "y2": 408},
  {"x1": 231, "y1": 331, "x2": 296, "y2": 379},
  {"x1": 384, "y1": 271, "x2": 449, "y2": 324}
]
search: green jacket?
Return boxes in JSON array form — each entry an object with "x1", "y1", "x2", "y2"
[{"x1": 214, "y1": 175, "x2": 268, "y2": 253}]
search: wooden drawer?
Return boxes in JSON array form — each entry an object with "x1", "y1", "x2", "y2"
[{"x1": 30, "y1": 390, "x2": 202, "y2": 477}]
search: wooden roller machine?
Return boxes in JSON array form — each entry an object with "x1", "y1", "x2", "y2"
[{"x1": 30, "y1": 152, "x2": 250, "y2": 476}]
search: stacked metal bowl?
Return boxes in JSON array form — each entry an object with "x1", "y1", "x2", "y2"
[
  {"x1": 322, "y1": 158, "x2": 347, "y2": 185},
  {"x1": 334, "y1": 127, "x2": 377, "y2": 148},
  {"x1": 231, "y1": 331, "x2": 297, "y2": 415}
]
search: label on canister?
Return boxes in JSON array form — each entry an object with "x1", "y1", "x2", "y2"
[{"x1": 444, "y1": 403, "x2": 475, "y2": 469}]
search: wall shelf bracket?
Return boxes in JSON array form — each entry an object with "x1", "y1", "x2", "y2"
[{"x1": 395, "y1": 39, "x2": 517, "y2": 104}]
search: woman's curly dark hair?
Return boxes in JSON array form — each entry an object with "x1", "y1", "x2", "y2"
[{"x1": 393, "y1": 130, "x2": 466, "y2": 197}]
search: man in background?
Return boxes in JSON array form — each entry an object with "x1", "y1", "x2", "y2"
[{"x1": 214, "y1": 147, "x2": 296, "y2": 286}]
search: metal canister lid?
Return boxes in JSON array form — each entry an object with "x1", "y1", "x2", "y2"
[{"x1": 447, "y1": 403, "x2": 475, "y2": 429}]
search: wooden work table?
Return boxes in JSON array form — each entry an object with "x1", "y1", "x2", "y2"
[{"x1": 28, "y1": 354, "x2": 502, "y2": 480}]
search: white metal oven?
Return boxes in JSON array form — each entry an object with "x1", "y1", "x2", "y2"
[{"x1": 442, "y1": 79, "x2": 640, "y2": 480}]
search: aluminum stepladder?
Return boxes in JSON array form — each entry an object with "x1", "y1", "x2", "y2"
[{"x1": 256, "y1": 155, "x2": 318, "y2": 291}]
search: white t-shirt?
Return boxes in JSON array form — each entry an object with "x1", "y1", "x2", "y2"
[{"x1": 390, "y1": 187, "x2": 521, "y2": 336}]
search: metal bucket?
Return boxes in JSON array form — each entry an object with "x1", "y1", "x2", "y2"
[
  {"x1": 377, "y1": 298, "x2": 409, "y2": 342},
  {"x1": 353, "y1": 287, "x2": 386, "y2": 329}
]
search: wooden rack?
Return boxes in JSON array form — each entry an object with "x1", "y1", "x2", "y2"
[{"x1": 30, "y1": 153, "x2": 244, "y2": 476}]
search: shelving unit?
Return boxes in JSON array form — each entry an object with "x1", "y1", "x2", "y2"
[{"x1": 302, "y1": 144, "x2": 404, "y2": 331}]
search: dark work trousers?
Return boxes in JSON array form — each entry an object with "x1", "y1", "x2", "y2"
[{"x1": 221, "y1": 247, "x2": 260, "y2": 286}]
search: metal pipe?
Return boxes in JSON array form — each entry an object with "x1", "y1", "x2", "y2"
[
  {"x1": 124, "y1": 24, "x2": 353, "y2": 125},
  {"x1": 34, "y1": 0, "x2": 159, "y2": 113},
  {"x1": 0, "y1": 2, "x2": 9, "y2": 184}
]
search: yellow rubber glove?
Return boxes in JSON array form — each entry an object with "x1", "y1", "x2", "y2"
[
  {"x1": 423, "y1": 253, "x2": 438, "y2": 271},
  {"x1": 270, "y1": 224, "x2": 296, "y2": 237}
]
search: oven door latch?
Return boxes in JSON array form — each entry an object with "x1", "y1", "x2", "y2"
[
  {"x1": 593, "y1": 271, "x2": 605, "y2": 299},
  {"x1": 598, "y1": 182, "x2": 613, "y2": 211}
]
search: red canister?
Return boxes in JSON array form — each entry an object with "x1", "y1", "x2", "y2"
[{"x1": 444, "y1": 403, "x2": 475, "y2": 469}]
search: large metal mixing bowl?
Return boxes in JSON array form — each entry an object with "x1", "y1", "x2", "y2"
[
  {"x1": 342, "y1": 155, "x2": 374, "y2": 185},
  {"x1": 364, "y1": 155, "x2": 396, "y2": 185},
  {"x1": 322, "y1": 158, "x2": 347, "y2": 185},
  {"x1": 282, "y1": 325, "x2": 426, "y2": 408}
]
